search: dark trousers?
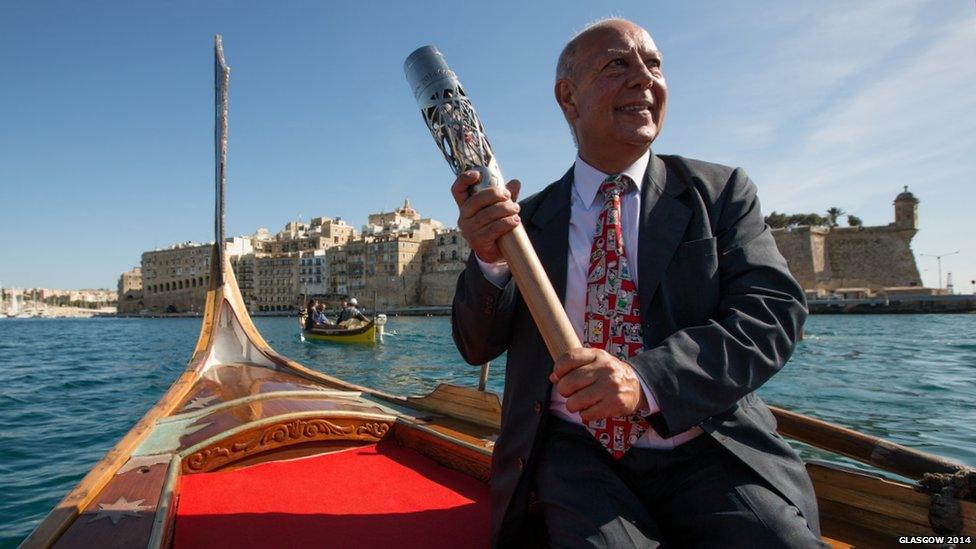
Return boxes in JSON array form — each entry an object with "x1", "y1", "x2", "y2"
[{"x1": 531, "y1": 417, "x2": 825, "y2": 548}]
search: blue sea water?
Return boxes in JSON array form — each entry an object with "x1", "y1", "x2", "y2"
[{"x1": 1, "y1": 314, "x2": 974, "y2": 545}]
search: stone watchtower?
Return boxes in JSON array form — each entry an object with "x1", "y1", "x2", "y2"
[
  {"x1": 894, "y1": 185, "x2": 919, "y2": 230},
  {"x1": 771, "y1": 186, "x2": 924, "y2": 291}
]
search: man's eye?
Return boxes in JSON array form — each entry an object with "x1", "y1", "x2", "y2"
[{"x1": 607, "y1": 58, "x2": 626, "y2": 68}]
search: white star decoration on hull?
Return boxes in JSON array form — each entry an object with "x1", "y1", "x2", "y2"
[
  {"x1": 116, "y1": 454, "x2": 171, "y2": 475},
  {"x1": 89, "y1": 497, "x2": 151, "y2": 525},
  {"x1": 182, "y1": 394, "x2": 218, "y2": 411}
]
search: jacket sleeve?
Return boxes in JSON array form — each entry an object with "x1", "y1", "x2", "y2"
[
  {"x1": 629, "y1": 168, "x2": 807, "y2": 437},
  {"x1": 451, "y1": 251, "x2": 518, "y2": 365}
]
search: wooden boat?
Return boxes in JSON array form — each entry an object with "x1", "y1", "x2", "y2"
[
  {"x1": 301, "y1": 315, "x2": 387, "y2": 344},
  {"x1": 22, "y1": 37, "x2": 974, "y2": 548}
]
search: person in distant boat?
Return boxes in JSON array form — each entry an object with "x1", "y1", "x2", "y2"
[
  {"x1": 450, "y1": 18, "x2": 823, "y2": 548},
  {"x1": 314, "y1": 302, "x2": 334, "y2": 326},
  {"x1": 337, "y1": 297, "x2": 368, "y2": 325},
  {"x1": 304, "y1": 299, "x2": 318, "y2": 331}
]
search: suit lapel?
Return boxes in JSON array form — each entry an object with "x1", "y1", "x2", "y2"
[
  {"x1": 638, "y1": 155, "x2": 692, "y2": 320},
  {"x1": 527, "y1": 167, "x2": 573, "y2": 303}
]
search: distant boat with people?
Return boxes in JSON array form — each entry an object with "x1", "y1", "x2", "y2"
[{"x1": 301, "y1": 314, "x2": 387, "y2": 344}]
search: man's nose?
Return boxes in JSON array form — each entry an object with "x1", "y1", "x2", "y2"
[{"x1": 628, "y1": 61, "x2": 656, "y2": 89}]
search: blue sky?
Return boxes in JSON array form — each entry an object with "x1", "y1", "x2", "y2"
[{"x1": 1, "y1": 1, "x2": 974, "y2": 291}]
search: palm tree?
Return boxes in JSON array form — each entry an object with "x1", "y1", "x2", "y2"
[{"x1": 826, "y1": 207, "x2": 846, "y2": 227}]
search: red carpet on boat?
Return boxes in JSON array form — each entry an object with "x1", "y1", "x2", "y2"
[{"x1": 174, "y1": 442, "x2": 490, "y2": 548}]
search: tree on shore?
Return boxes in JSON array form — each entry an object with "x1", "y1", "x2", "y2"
[
  {"x1": 826, "y1": 207, "x2": 847, "y2": 227},
  {"x1": 847, "y1": 215, "x2": 863, "y2": 227},
  {"x1": 765, "y1": 211, "x2": 829, "y2": 228},
  {"x1": 765, "y1": 211, "x2": 790, "y2": 228}
]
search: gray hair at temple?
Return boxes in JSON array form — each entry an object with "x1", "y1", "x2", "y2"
[{"x1": 555, "y1": 17, "x2": 639, "y2": 146}]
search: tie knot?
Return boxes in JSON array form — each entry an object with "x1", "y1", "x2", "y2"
[{"x1": 599, "y1": 174, "x2": 632, "y2": 200}]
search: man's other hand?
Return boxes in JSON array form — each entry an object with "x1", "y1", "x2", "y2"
[
  {"x1": 550, "y1": 347, "x2": 648, "y2": 422},
  {"x1": 451, "y1": 170, "x2": 521, "y2": 264}
]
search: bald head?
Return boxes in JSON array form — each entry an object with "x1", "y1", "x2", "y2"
[{"x1": 556, "y1": 18, "x2": 650, "y2": 83}]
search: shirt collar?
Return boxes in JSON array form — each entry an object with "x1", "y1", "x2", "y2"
[{"x1": 573, "y1": 149, "x2": 650, "y2": 208}]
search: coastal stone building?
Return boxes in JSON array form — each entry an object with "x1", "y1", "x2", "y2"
[
  {"x1": 772, "y1": 187, "x2": 923, "y2": 292},
  {"x1": 259, "y1": 217, "x2": 357, "y2": 255},
  {"x1": 314, "y1": 201, "x2": 448, "y2": 310},
  {"x1": 361, "y1": 233, "x2": 427, "y2": 310},
  {"x1": 326, "y1": 247, "x2": 348, "y2": 297},
  {"x1": 298, "y1": 250, "x2": 328, "y2": 298},
  {"x1": 419, "y1": 229, "x2": 471, "y2": 306},
  {"x1": 141, "y1": 237, "x2": 252, "y2": 313},
  {"x1": 253, "y1": 253, "x2": 300, "y2": 312},
  {"x1": 142, "y1": 242, "x2": 212, "y2": 313},
  {"x1": 230, "y1": 254, "x2": 256, "y2": 311},
  {"x1": 116, "y1": 267, "x2": 143, "y2": 314},
  {"x1": 133, "y1": 202, "x2": 472, "y2": 313}
]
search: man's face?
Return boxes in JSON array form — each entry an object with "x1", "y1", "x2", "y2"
[{"x1": 560, "y1": 22, "x2": 667, "y2": 158}]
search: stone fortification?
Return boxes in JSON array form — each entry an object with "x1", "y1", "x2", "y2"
[
  {"x1": 771, "y1": 188, "x2": 922, "y2": 292},
  {"x1": 419, "y1": 271, "x2": 463, "y2": 306}
]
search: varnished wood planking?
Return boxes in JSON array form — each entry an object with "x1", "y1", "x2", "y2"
[
  {"x1": 819, "y1": 512, "x2": 897, "y2": 549},
  {"x1": 394, "y1": 423, "x2": 492, "y2": 484},
  {"x1": 821, "y1": 537, "x2": 853, "y2": 549},
  {"x1": 53, "y1": 463, "x2": 169, "y2": 549},
  {"x1": 818, "y1": 498, "x2": 936, "y2": 540},
  {"x1": 809, "y1": 463, "x2": 976, "y2": 534},
  {"x1": 407, "y1": 383, "x2": 502, "y2": 429}
]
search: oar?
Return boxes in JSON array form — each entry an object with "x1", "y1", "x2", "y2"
[
  {"x1": 478, "y1": 362, "x2": 490, "y2": 392},
  {"x1": 769, "y1": 405, "x2": 968, "y2": 480}
]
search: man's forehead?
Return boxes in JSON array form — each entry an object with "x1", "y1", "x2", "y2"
[
  {"x1": 581, "y1": 24, "x2": 659, "y2": 56},
  {"x1": 605, "y1": 46, "x2": 661, "y2": 57}
]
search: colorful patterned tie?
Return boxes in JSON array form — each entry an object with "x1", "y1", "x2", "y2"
[{"x1": 583, "y1": 174, "x2": 650, "y2": 459}]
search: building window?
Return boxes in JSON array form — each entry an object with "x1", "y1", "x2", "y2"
[{"x1": 451, "y1": 250, "x2": 458, "y2": 260}]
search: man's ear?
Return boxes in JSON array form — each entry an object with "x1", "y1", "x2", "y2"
[{"x1": 554, "y1": 79, "x2": 578, "y2": 122}]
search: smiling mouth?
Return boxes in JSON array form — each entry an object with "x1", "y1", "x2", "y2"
[{"x1": 615, "y1": 102, "x2": 653, "y2": 113}]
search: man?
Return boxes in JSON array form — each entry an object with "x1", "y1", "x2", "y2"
[
  {"x1": 337, "y1": 297, "x2": 368, "y2": 324},
  {"x1": 304, "y1": 299, "x2": 318, "y2": 331},
  {"x1": 451, "y1": 18, "x2": 823, "y2": 548},
  {"x1": 314, "y1": 301, "x2": 334, "y2": 326}
]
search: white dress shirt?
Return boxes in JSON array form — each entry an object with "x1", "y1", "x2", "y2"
[{"x1": 477, "y1": 151, "x2": 702, "y2": 449}]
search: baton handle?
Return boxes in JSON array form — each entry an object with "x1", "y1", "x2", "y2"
[{"x1": 495, "y1": 224, "x2": 581, "y2": 360}]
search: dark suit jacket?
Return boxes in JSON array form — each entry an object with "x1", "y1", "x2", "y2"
[{"x1": 451, "y1": 154, "x2": 818, "y2": 547}]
